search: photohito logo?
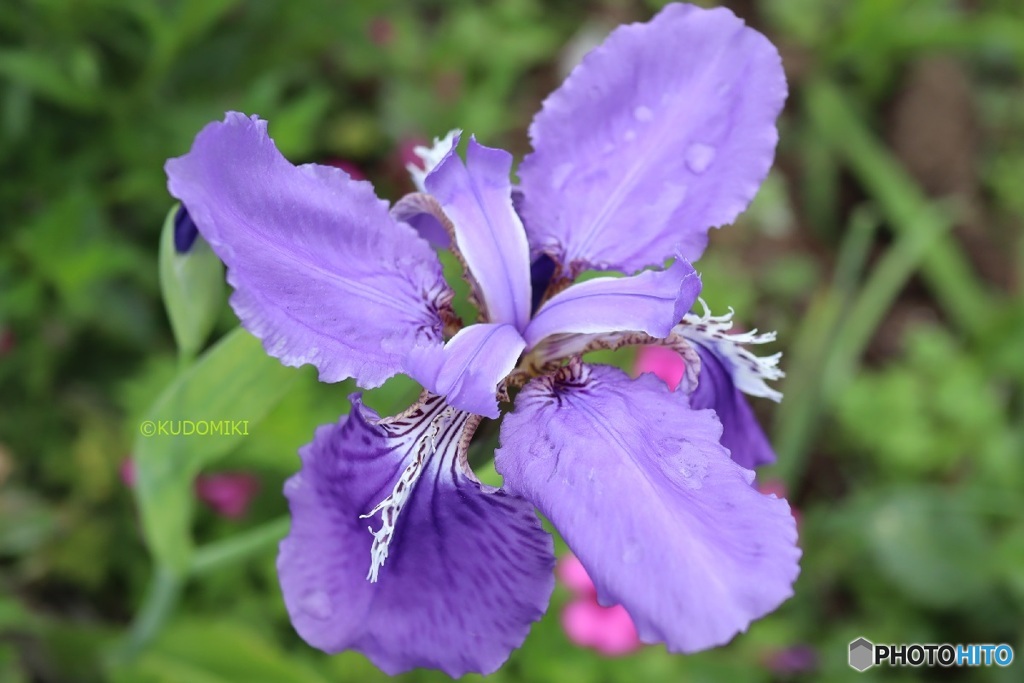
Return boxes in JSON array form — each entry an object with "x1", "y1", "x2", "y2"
[
  {"x1": 849, "y1": 638, "x2": 874, "y2": 672},
  {"x1": 849, "y1": 637, "x2": 1014, "y2": 671}
]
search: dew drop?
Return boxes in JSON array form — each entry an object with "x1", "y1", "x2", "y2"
[
  {"x1": 685, "y1": 143, "x2": 716, "y2": 174},
  {"x1": 623, "y1": 129, "x2": 637, "y2": 142},
  {"x1": 633, "y1": 105, "x2": 653, "y2": 122},
  {"x1": 300, "y1": 590, "x2": 334, "y2": 620},
  {"x1": 622, "y1": 542, "x2": 642, "y2": 565},
  {"x1": 677, "y1": 453, "x2": 709, "y2": 490}
]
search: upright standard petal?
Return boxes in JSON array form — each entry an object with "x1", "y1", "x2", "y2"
[
  {"x1": 166, "y1": 113, "x2": 450, "y2": 388},
  {"x1": 518, "y1": 4, "x2": 787, "y2": 274},
  {"x1": 279, "y1": 395, "x2": 555, "y2": 677},
  {"x1": 407, "y1": 323, "x2": 526, "y2": 419},
  {"x1": 425, "y1": 137, "x2": 533, "y2": 331},
  {"x1": 495, "y1": 362, "x2": 799, "y2": 653},
  {"x1": 523, "y1": 259, "x2": 700, "y2": 349}
]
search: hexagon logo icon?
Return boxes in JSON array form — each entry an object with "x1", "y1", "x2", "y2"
[{"x1": 849, "y1": 637, "x2": 875, "y2": 671}]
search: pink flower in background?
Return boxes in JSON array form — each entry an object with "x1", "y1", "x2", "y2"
[
  {"x1": 119, "y1": 458, "x2": 136, "y2": 487},
  {"x1": 367, "y1": 16, "x2": 394, "y2": 47},
  {"x1": 120, "y1": 458, "x2": 260, "y2": 519},
  {"x1": 763, "y1": 643, "x2": 818, "y2": 674},
  {"x1": 324, "y1": 159, "x2": 366, "y2": 181},
  {"x1": 194, "y1": 472, "x2": 261, "y2": 519},
  {"x1": 759, "y1": 479, "x2": 801, "y2": 528},
  {"x1": 634, "y1": 344, "x2": 687, "y2": 390},
  {"x1": 397, "y1": 136, "x2": 429, "y2": 175},
  {"x1": 0, "y1": 326, "x2": 14, "y2": 356},
  {"x1": 558, "y1": 555, "x2": 641, "y2": 656}
]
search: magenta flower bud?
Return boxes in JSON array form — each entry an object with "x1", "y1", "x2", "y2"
[{"x1": 195, "y1": 472, "x2": 260, "y2": 519}]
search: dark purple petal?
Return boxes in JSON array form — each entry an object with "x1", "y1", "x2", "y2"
[
  {"x1": 425, "y1": 137, "x2": 532, "y2": 330},
  {"x1": 166, "y1": 113, "x2": 449, "y2": 389},
  {"x1": 279, "y1": 395, "x2": 555, "y2": 677},
  {"x1": 529, "y1": 254, "x2": 557, "y2": 313},
  {"x1": 691, "y1": 343, "x2": 776, "y2": 469},
  {"x1": 172, "y1": 205, "x2": 199, "y2": 253},
  {"x1": 495, "y1": 362, "x2": 799, "y2": 653},
  {"x1": 407, "y1": 323, "x2": 525, "y2": 418},
  {"x1": 523, "y1": 259, "x2": 700, "y2": 349},
  {"x1": 519, "y1": 4, "x2": 786, "y2": 273}
]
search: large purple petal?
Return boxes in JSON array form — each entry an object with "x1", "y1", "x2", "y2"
[
  {"x1": 166, "y1": 113, "x2": 449, "y2": 388},
  {"x1": 495, "y1": 362, "x2": 799, "y2": 653},
  {"x1": 407, "y1": 323, "x2": 526, "y2": 418},
  {"x1": 518, "y1": 4, "x2": 786, "y2": 274},
  {"x1": 279, "y1": 395, "x2": 554, "y2": 676},
  {"x1": 523, "y1": 259, "x2": 700, "y2": 349},
  {"x1": 425, "y1": 137, "x2": 532, "y2": 331},
  {"x1": 691, "y1": 343, "x2": 776, "y2": 469}
]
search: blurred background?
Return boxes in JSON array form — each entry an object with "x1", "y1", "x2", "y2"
[{"x1": 1, "y1": 0, "x2": 1023, "y2": 681}]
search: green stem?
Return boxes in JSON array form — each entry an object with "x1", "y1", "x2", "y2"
[
  {"x1": 110, "y1": 565, "x2": 183, "y2": 664},
  {"x1": 805, "y1": 79, "x2": 996, "y2": 338},
  {"x1": 771, "y1": 80, "x2": 991, "y2": 486},
  {"x1": 772, "y1": 208, "x2": 880, "y2": 482},
  {"x1": 822, "y1": 205, "x2": 955, "y2": 393},
  {"x1": 773, "y1": 212, "x2": 953, "y2": 485},
  {"x1": 109, "y1": 517, "x2": 289, "y2": 665},
  {"x1": 190, "y1": 516, "x2": 290, "y2": 577}
]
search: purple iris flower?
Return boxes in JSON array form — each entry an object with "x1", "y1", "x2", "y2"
[{"x1": 165, "y1": 3, "x2": 799, "y2": 676}]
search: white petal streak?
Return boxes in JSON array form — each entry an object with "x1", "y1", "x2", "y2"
[
  {"x1": 407, "y1": 129, "x2": 462, "y2": 192},
  {"x1": 676, "y1": 299, "x2": 784, "y2": 402},
  {"x1": 360, "y1": 395, "x2": 467, "y2": 582}
]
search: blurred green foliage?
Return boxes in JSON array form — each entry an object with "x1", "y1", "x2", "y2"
[{"x1": 1, "y1": 0, "x2": 1023, "y2": 681}]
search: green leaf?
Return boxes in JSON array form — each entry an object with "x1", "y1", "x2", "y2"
[
  {"x1": 133, "y1": 327, "x2": 299, "y2": 573},
  {"x1": 0, "y1": 49, "x2": 100, "y2": 111},
  {"x1": 109, "y1": 618, "x2": 331, "y2": 683},
  {"x1": 864, "y1": 487, "x2": 994, "y2": 609},
  {"x1": 0, "y1": 488, "x2": 58, "y2": 555},
  {"x1": 805, "y1": 80, "x2": 998, "y2": 337},
  {"x1": 0, "y1": 595, "x2": 34, "y2": 631},
  {"x1": 158, "y1": 203, "x2": 226, "y2": 359}
]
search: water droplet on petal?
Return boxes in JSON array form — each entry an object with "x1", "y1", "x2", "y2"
[
  {"x1": 551, "y1": 162, "x2": 574, "y2": 190},
  {"x1": 633, "y1": 105, "x2": 653, "y2": 122},
  {"x1": 622, "y1": 543, "x2": 642, "y2": 565},
  {"x1": 623, "y1": 129, "x2": 637, "y2": 142},
  {"x1": 300, "y1": 590, "x2": 333, "y2": 620},
  {"x1": 685, "y1": 143, "x2": 716, "y2": 174},
  {"x1": 677, "y1": 453, "x2": 709, "y2": 490}
]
